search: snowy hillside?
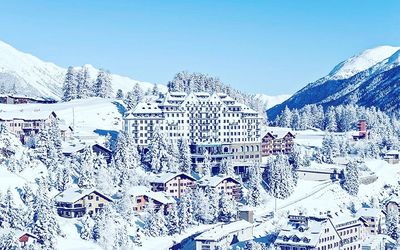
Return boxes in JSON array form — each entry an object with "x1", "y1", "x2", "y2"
[
  {"x1": 0, "y1": 40, "x2": 164, "y2": 99},
  {"x1": 268, "y1": 45, "x2": 400, "y2": 118},
  {"x1": 327, "y1": 45, "x2": 400, "y2": 80}
]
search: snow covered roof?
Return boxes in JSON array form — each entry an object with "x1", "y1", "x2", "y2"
[
  {"x1": 384, "y1": 150, "x2": 400, "y2": 155},
  {"x1": 275, "y1": 217, "x2": 331, "y2": 247},
  {"x1": 54, "y1": 187, "x2": 112, "y2": 203},
  {"x1": 150, "y1": 172, "x2": 196, "y2": 184},
  {"x1": 0, "y1": 110, "x2": 56, "y2": 121},
  {"x1": 330, "y1": 214, "x2": 362, "y2": 228},
  {"x1": 263, "y1": 130, "x2": 295, "y2": 139},
  {"x1": 131, "y1": 102, "x2": 162, "y2": 114},
  {"x1": 197, "y1": 175, "x2": 240, "y2": 188},
  {"x1": 169, "y1": 91, "x2": 186, "y2": 97},
  {"x1": 355, "y1": 208, "x2": 385, "y2": 218},
  {"x1": 195, "y1": 220, "x2": 253, "y2": 241},
  {"x1": 128, "y1": 186, "x2": 175, "y2": 205},
  {"x1": 194, "y1": 92, "x2": 210, "y2": 97},
  {"x1": 62, "y1": 142, "x2": 86, "y2": 155},
  {"x1": 0, "y1": 228, "x2": 39, "y2": 239}
]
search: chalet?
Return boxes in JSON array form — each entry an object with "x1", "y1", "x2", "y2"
[
  {"x1": 54, "y1": 187, "x2": 113, "y2": 218},
  {"x1": 274, "y1": 215, "x2": 341, "y2": 250},
  {"x1": 353, "y1": 120, "x2": 368, "y2": 140},
  {"x1": 0, "y1": 94, "x2": 57, "y2": 104},
  {"x1": 382, "y1": 150, "x2": 400, "y2": 164},
  {"x1": 331, "y1": 214, "x2": 368, "y2": 250},
  {"x1": 150, "y1": 172, "x2": 196, "y2": 199},
  {"x1": 128, "y1": 186, "x2": 175, "y2": 214},
  {"x1": 362, "y1": 234, "x2": 396, "y2": 250},
  {"x1": 261, "y1": 130, "x2": 295, "y2": 156},
  {"x1": 355, "y1": 208, "x2": 386, "y2": 235},
  {"x1": 195, "y1": 220, "x2": 253, "y2": 250},
  {"x1": 0, "y1": 110, "x2": 57, "y2": 144},
  {"x1": 18, "y1": 231, "x2": 39, "y2": 248},
  {"x1": 59, "y1": 124, "x2": 73, "y2": 141},
  {"x1": 62, "y1": 143, "x2": 113, "y2": 163},
  {"x1": 197, "y1": 175, "x2": 241, "y2": 201}
]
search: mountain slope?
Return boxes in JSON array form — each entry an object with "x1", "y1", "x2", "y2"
[
  {"x1": 0, "y1": 40, "x2": 162, "y2": 99},
  {"x1": 268, "y1": 46, "x2": 400, "y2": 118}
]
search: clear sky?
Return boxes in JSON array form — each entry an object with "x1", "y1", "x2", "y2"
[{"x1": 1, "y1": 0, "x2": 399, "y2": 95}]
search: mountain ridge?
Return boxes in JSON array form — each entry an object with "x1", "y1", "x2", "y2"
[
  {"x1": 268, "y1": 45, "x2": 400, "y2": 118},
  {"x1": 0, "y1": 40, "x2": 161, "y2": 99}
]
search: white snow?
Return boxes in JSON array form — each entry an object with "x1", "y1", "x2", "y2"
[
  {"x1": 327, "y1": 45, "x2": 400, "y2": 80},
  {"x1": 0, "y1": 40, "x2": 165, "y2": 99},
  {"x1": 255, "y1": 94, "x2": 291, "y2": 109}
]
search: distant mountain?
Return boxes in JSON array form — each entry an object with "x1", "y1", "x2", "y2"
[
  {"x1": 0, "y1": 40, "x2": 163, "y2": 99},
  {"x1": 255, "y1": 93, "x2": 291, "y2": 109},
  {"x1": 268, "y1": 45, "x2": 400, "y2": 118}
]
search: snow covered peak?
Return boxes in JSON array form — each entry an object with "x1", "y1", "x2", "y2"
[
  {"x1": 0, "y1": 39, "x2": 165, "y2": 99},
  {"x1": 387, "y1": 49, "x2": 400, "y2": 65},
  {"x1": 327, "y1": 45, "x2": 400, "y2": 80}
]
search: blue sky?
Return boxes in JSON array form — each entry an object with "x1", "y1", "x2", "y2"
[{"x1": 1, "y1": 0, "x2": 399, "y2": 95}]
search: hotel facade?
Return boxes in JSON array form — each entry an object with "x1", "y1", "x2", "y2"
[{"x1": 123, "y1": 92, "x2": 263, "y2": 166}]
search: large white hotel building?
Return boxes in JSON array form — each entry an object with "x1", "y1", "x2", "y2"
[{"x1": 123, "y1": 92, "x2": 262, "y2": 165}]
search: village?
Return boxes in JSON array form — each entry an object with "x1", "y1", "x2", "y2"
[{"x1": 0, "y1": 92, "x2": 400, "y2": 250}]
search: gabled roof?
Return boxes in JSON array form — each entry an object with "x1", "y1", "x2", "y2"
[
  {"x1": 355, "y1": 208, "x2": 386, "y2": 218},
  {"x1": 132, "y1": 102, "x2": 162, "y2": 114},
  {"x1": 150, "y1": 172, "x2": 196, "y2": 184},
  {"x1": 54, "y1": 187, "x2": 113, "y2": 203},
  {"x1": 263, "y1": 130, "x2": 295, "y2": 139},
  {"x1": 0, "y1": 110, "x2": 56, "y2": 121},
  {"x1": 275, "y1": 217, "x2": 339, "y2": 247},
  {"x1": 384, "y1": 150, "x2": 400, "y2": 155},
  {"x1": 198, "y1": 175, "x2": 240, "y2": 188},
  {"x1": 195, "y1": 220, "x2": 253, "y2": 241},
  {"x1": 128, "y1": 186, "x2": 175, "y2": 205}
]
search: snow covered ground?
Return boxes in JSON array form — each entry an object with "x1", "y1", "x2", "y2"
[{"x1": 0, "y1": 98, "x2": 123, "y2": 141}]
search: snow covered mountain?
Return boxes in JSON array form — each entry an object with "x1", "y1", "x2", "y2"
[
  {"x1": 268, "y1": 45, "x2": 400, "y2": 118},
  {"x1": 255, "y1": 93, "x2": 291, "y2": 109},
  {"x1": 0, "y1": 40, "x2": 162, "y2": 99}
]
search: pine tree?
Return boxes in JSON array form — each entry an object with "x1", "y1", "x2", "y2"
[
  {"x1": 54, "y1": 166, "x2": 71, "y2": 192},
  {"x1": 279, "y1": 106, "x2": 292, "y2": 128},
  {"x1": 166, "y1": 140, "x2": 180, "y2": 173},
  {"x1": 219, "y1": 158, "x2": 234, "y2": 176},
  {"x1": 201, "y1": 150, "x2": 212, "y2": 177},
  {"x1": 77, "y1": 66, "x2": 92, "y2": 99},
  {"x1": 342, "y1": 161, "x2": 360, "y2": 196},
  {"x1": 192, "y1": 187, "x2": 213, "y2": 224},
  {"x1": 32, "y1": 180, "x2": 62, "y2": 248},
  {"x1": 93, "y1": 69, "x2": 113, "y2": 98},
  {"x1": 325, "y1": 107, "x2": 337, "y2": 132},
  {"x1": 386, "y1": 208, "x2": 399, "y2": 240},
  {"x1": 62, "y1": 66, "x2": 78, "y2": 101},
  {"x1": 265, "y1": 155, "x2": 295, "y2": 200},
  {"x1": 116, "y1": 89, "x2": 124, "y2": 99},
  {"x1": 218, "y1": 191, "x2": 237, "y2": 222},
  {"x1": 142, "y1": 202, "x2": 168, "y2": 237},
  {"x1": 166, "y1": 205, "x2": 179, "y2": 235},
  {"x1": 0, "y1": 230, "x2": 22, "y2": 250},
  {"x1": 146, "y1": 128, "x2": 170, "y2": 173},
  {"x1": 78, "y1": 146, "x2": 96, "y2": 189},
  {"x1": 321, "y1": 133, "x2": 339, "y2": 163},
  {"x1": 152, "y1": 84, "x2": 159, "y2": 96},
  {"x1": 178, "y1": 138, "x2": 192, "y2": 173},
  {"x1": 80, "y1": 214, "x2": 93, "y2": 240},
  {"x1": 112, "y1": 131, "x2": 140, "y2": 186},
  {"x1": 124, "y1": 83, "x2": 144, "y2": 110},
  {"x1": 247, "y1": 163, "x2": 262, "y2": 206}
]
